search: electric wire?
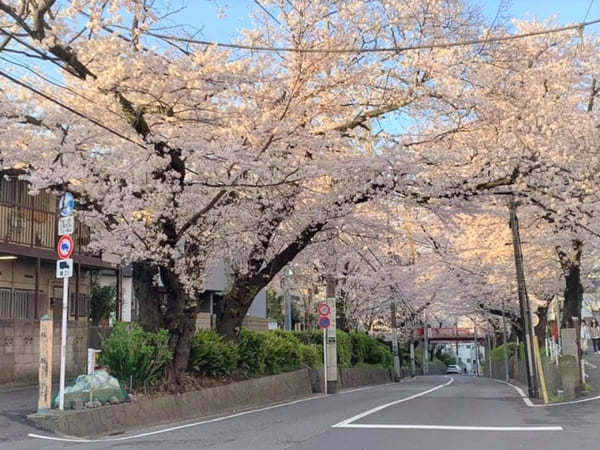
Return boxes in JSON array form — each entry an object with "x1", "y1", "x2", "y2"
[
  {"x1": 0, "y1": 69, "x2": 145, "y2": 149},
  {"x1": 144, "y1": 17, "x2": 600, "y2": 54}
]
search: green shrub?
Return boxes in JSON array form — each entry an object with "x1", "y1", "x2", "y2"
[
  {"x1": 366, "y1": 342, "x2": 393, "y2": 368},
  {"x1": 263, "y1": 331, "x2": 304, "y2": 374},
  {"x1": 437, "y1": 352, "x2": 457, "y2": 367},
  {"x1": 189, "y1": 330, "x2": 238, "y2": 377},
  {"x1": 299, "y1": 343, "x2": 321, "y2": 368},
  {"x1": 237, "y1": 329, "x2": 268, "y2": 376},
  {"x1": 295, "y1": 330, "x2": 322, "y2": 346},
  {"x1": 99, "y1": 322, "x2": 172, "y2": 390},
  {"x1": 336, "y1": 330, "x2": 352, "y2": 368},
  {"x1": 89, "y1": 277, "x2": 115, "y2": 326},
  {"x1": 350, "y1": 332, "x2": 370, "y2": 365},
  {"x1": 490, "y1": 342, "x2": 523, "y2": 361}
]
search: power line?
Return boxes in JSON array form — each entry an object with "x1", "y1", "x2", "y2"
[
  {"x1": 584, "y1": 0, "x2": 595, "y2": 22},
  {"x1": 0, "y1": 69, "x2": 145, "y2": 149},
  {"x1": 0, "y1": 55, "x2": 126, "y2": 122},
  {"x1": 146, "y1": 16, "x2": 600, "y2": 54}
]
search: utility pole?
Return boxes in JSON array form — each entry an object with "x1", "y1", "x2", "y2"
[
  {"x1": 283, "y1": 269, "x2": 292, "y2": 331},
  {"x1": 410, "y1": 337, "x2": 416, "y2": 377},
  {"x1": 501, "y1": 297, "x2": 510, "y2": 382},
  {"x1": 509, "y1": 199, "x2": 539, "y2": 398},
  {"x1": 391, "y1": 302, "x2": 401, "y2": 381},
  {"x1": 486, "y1": 322, "x2": 492, "y2": 378},
  {"x1": 325, "y1": 275, "x2": 338, "y2": 393},
  {"x1": 423, "y1": 312, "x2": 429, "y2": 375},
  {"x1": 473, "y1": 321, "x2": 479, "y2": 376}
]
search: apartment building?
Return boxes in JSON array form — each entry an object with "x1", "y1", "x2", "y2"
[{"x1": 0, "y1": 176, "x2": 120, "y2": 385}]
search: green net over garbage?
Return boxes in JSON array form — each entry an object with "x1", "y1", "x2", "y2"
[{"x1": 52, "y1": 370, "x2": 127, "y2": 409}]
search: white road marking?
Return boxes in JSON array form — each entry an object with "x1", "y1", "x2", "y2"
[
  {"x1": 492, "y1": 378, "x2": 600, "y2": 408},
  {"x1": 584, "y1": 360, "x2": 597, "y2": 369},
  {"x1": 334, "y1": 424, "x2": 563, "y2": 431},
  {"x1": 28, "y1": 380, "x2": 406, "y2": 443},
  {"x1": 332, "y1": 377, "x2": 454, "y2": 428}
]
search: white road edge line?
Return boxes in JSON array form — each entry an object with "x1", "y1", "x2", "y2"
[
  {"x1": 335, "y1": 424, "x2": 563, "y2": 431},
  {"x1": 492, "y1": 378, "x2": 600, "y2": 408},
  {"x1": 331, "y1": 377, "x2": 454, "y2": 428},
  {"x1": 28, "y1": 380, "x2": 405, "y2": 443}
]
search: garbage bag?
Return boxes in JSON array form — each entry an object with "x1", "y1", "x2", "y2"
[{"x1": 52, "y1": 369, "x2": 127, "y2": 409}]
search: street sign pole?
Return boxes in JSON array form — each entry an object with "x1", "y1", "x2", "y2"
[
  {"x1": 56, "y1": 192, "x2": 75, "y2": 411},
  {"x1": 323, "y1": 328, "x2": 327, "y2": 395},
  {"x1": 58, "y1": 274, "x2": 68, "y2": 410},
  {"x1": 391, "y1": 302, "x2": 400, "y2": 381}
]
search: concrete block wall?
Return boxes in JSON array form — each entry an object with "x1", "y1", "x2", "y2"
[
  {"x1": 0, "y1": 319, "x2": 88, "y2": 386},
  {"x1": 242, "y1": 316, "x2": 269, "y2": 331}
]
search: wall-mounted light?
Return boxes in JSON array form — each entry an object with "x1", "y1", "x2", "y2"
[{"x1": 0, "y1": 255, "x2": 17, "y2": 261}]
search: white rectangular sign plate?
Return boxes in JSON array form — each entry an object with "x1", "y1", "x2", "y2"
[
  {"x1": 58, "y1": 216, "x2": 75, "y2": 236},
  {"x1": 56, "y1": 258, "x2": 73, "y2": 279}
]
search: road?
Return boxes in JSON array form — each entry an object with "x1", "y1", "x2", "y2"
[{"x1": 3, "y1": 376, "x2": 600, "y2": 450}]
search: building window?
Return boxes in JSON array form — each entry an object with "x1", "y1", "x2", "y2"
[{"x1": 0, "y1": 288, "x2": 37, "y2": 319}]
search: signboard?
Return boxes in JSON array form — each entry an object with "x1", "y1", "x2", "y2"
[
  {"x1": 56, "y1": 259, "x2": 73, "y2": 279},
  {"x1": 58, "y1": 216, "x2": 75, "y2": 236},
  {"x1": 56, "y1": 235, "x2": 74, "y2": 259},
  {"x1": 318, "y1": 316, "x2": 331, "y2": 329},
  {"x1": 59, "y1": 193, "x2": 75, "y2": 217},
  {"x1": 317, "y1": 303, "x2": 330, "y2": 316}
]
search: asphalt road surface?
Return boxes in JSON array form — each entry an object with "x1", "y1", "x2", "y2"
[{"x1": 3, "y1": 376, "x2": 600, "y2": 450}]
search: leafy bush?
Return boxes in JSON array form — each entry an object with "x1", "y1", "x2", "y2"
[
  {"x1": 299, "y1": 343, "x2": 321, "y2": 368},
  {"x1": 295, "y1": 330, "x2": 322, "y2": 346},
  {"x1": 490, "y1": 342, "x2": 523, "y2": 361},
  {"x1": 437, "y1": 352, "x2": 457, "y2": 367},
  {"x1": 89, "y1": 277, "x2": 115, "y2": 326},
  {"x1": 237, "y1": 329, "x2": 268, "y2": 376},
  {"x1": 350, "y1": 332, "x2": 370, "y2": 365},
  {"x1": 366, "y1": 342, "x2": 393, "y2": 368},
  {"x1": 336, "y1": 330, "x2": 352, "y2": 368},
  {"x1": 99, "y1": 322, "x2": 172, "y2": 390},
  {"x1": 189, "y1": 330, "x2": 238, "y2": 377},
  {"x1": 264, "y1": 331, "x2": 303, "y2": 374}
]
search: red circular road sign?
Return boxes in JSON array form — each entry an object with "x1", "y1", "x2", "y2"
[
  {"x1": 318, "y1": 316, "x2": 331, "y2": 329},
  {"x1": 317, "y1": 303, "x2": 330, "y2": 316},
  {"x1": 57, "y1": 235, "x2": 74, "y2": 259}
]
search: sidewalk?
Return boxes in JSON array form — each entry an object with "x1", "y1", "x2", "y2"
[
  {"x1": 0, "y1": 384, "x2": 50, "y2": 442},
  {"x1": 583, "y1": 352, "x2": 600, "y2": 391}
]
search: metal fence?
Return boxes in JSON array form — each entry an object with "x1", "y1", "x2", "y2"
[{"x1": 0, "y1": 178, "x2": 92, "y2": 253}]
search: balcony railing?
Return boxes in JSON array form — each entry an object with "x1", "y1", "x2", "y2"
[{"x1": 0, "y1": 203, "x2": 92, "y2": 254}]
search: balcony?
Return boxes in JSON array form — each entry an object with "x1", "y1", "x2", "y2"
[{"x1": 0, "y1": 178, "x2": 98, "y2": 260}]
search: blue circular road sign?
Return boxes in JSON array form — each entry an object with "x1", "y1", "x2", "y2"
[{"x1": 318, "y1": 316, "x2": 331, "y2": 329}]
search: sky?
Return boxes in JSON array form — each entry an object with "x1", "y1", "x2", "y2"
[{"x1": 170, "y1": 0, "x2": 600, "y2": 43}]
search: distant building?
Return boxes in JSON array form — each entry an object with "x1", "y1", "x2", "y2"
[{"x1": 196, "y1": 259, "x2": 268, "y2": 331}]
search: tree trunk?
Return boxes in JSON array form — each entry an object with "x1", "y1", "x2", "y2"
[
  {"x1": 133, "y1": 262, "x2": 164, "y2": 331},
  {"x1": 535, "y1": 305, "x2": 548, "y2": 350},
  {"x1": 160, "y1": 267, "x2": 200, "y2": 378},
  {"x1": 217, "y1": 282, "x2": 259, "y2": 340},
  {"x1": 558, "y1": 240, "x2": 583, "y2": 329}
]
